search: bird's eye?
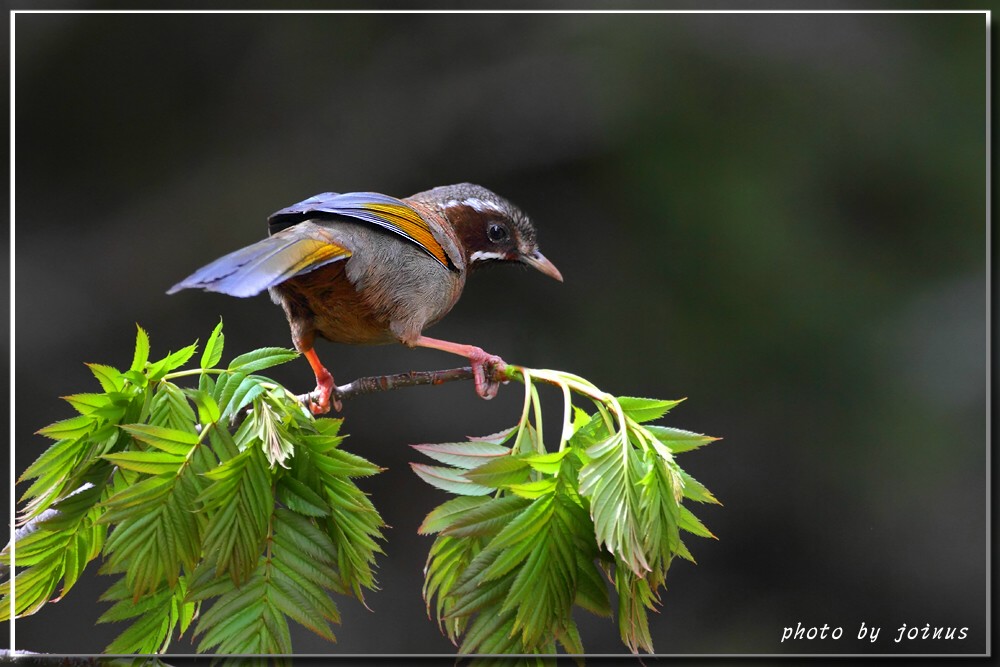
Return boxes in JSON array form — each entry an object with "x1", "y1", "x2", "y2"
[{"x1": 487, "y1": 223, "x2": 508, "y2": 243}]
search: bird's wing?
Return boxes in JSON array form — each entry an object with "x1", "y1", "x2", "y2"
[
  {"x1": 267, "y1": 192, "x2": 454, "y2": 269},
  {"x1": 167, "y1": 226, "x2": 352, "y2": 298}
]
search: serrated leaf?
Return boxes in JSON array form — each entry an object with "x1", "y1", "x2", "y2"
[
  {"x1": 617, "y1": 396, "x2": 683, "y2": 423},
  {"x1": 489, "y1": 494, "x2": 554, "y2": 551},
  {"x1": 120, "y1": 424, "x2": 198, "y2": 455},
  {"x1": 462, "y1": 456, "x2": 531, "y2": 488},
  {"x1": 443, "y1": 495, "x2": 530, "y2": 538},
  {"x1": 36, "y1": 415, "x2": 94, "y2": 440},
  {"x1": 277, "y1": 476, "x2": 331, "y2": 517},
  {"x1": 646, "y1": 425, "x2": 719, "y2": 453},
  {"x1": 411, "y1": 440, "x2": 511, "y2": 469},
  {"x1": 227, "y1": 347, "x2": 298, "y2": 373},
  {"x1": 679, "y1": 469, "x2": 720, "y2": 504},
  {"x1": 578, "y1": 435, "x2": 650, "y2": 576},
  {"x1": 131, "y1": 324, "x2": 150, "y2": 372},
  {"x1": 201, "y1": 319, "x2": 225, "y2": 369},
  {"x1": 467, "y1": 426, "x2": 518, "y2": 445},
  {"x1": 86, "y1": 363, "x2": 124, "y2": 392},
  {"x1": 522, "y1": 449, "x2": 569, "y2": 475},
  {"x1": 505, "y1": 478, "x2": 557, "y2": 499},
  {"x1": 62, "y1": 392, "x2": 110, "y2": 415},
  {"x1": 222, "y1": 375, "x2": 268, "y2": 419},
  {"x1": 186, "y1": 389, "x2": 221, "y2": 425},
  {"x1": 149, "y1": 343, "x2": 199, "y2": 381},
  {"x1": 677, "y1": 504, "x2": 715, "y2": 539},
  {"x1": 410, "y1": 463, "x2": 495, "y2": 496},
  {"x1": 101, "y1": 450, "x2": 185, "y2": 475},
  {"x1": 419, "y1": 496, "x2": 491, "y2": 535}
]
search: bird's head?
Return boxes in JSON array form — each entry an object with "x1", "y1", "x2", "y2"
[{"x1": 421, "y1": 183, "x2": 563, "y2": 282}]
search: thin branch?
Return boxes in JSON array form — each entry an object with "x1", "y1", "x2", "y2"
[
  {"x1": 335, "y1": 366, "x2": 480, "y2": 401},
  {"x1": 297, "y1": 364, "x2": 511, "y2": 407}
]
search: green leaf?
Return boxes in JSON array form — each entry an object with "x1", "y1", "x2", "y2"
[
  {"x1": 277, "y1": 476, "x2": 331, "y2": 517},
  {"x1": 227, "y1": 347, "x2": 299, "y2": 373},
  {"x1": 488, "y1": 494, "x2": 555, "y2": 551},
  {"x1": 213, "y1": 370, "x2": 247, "y2": 418},
  {"x1": 131, "y1": 324, "x2": 150, "y2": 372},
  {"x1": 198, "y1": 446, "x2": 272, "y2": 583},
  {"x1": 572, "y1": 405, "x2": 591, "y2": 430},
  {"x1": 677, "y1": 504, "x2": 715, "y2": 539},
  {"x1": 195, "y1": 509, "x2": 346, "y2": 653},
  {"x1": 522, "y1": 449, "x2": 569, "y2": 475},
  {"x1": 442, "y1": 495, "x2": 531, "y2": 538},
  {"x1": 186, "y1": 389, "x2": 221, "y2": 425},
  {"x1": 222, "y1": 375, "x2": 268, "y2": 419},
  {"x1": 646, "y1": 425, "x2": 719, "y2": 453},
  {"x1": 1, "y1": 482, "x2": 106, "y2": 621},
  {"x1": 679, "y1": 469, "x2": 720, "y2": 504},
  {"x1": 410, "y1": 463, "x2": 494, "y2": 496},
  {"x1": 201, "y1": 319, "x2": 225, "y2": 369},
  {"x1": 62, "y1": 392, "x2": 110, "y2": 415},
  {"x1": 101, "y1": 450, "x2": 185, "y2": 475},
  {"x1": 147, "y1": 342, "x2": 199, "y2": 381},
  {"x1": 617, "y1": 396, "x2": 683, "y2": 423},
  {"x1": 411, "y1": 440, "x2": 511, "y2": 469},
  {"x1": 505, "y1": 478, "x2": 557, "y2": 499},
  {"x1": 578, "y1": 435, "x2": 650, "y2": 575},
  {"x1": 418, "y1": 496, "x2": 491, "y2": 535},
  {"x1": 86, "y1": 363, "x2": 124, "y2": 392},
  {"x1": 463, "y1": 456, "x2": 532, "y2": 487},
  {"x1": 120, "y1": 424, "x2": 198, "y2": 456},
  {"x1": 36, "y1": 415, "x2": 94, "y2": 440},
  {"x1": 99, "y1": 577, "x2": 194, "y2": 654}
]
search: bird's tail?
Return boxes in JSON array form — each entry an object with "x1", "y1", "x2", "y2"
[{"x1": 167, "y1": 232, "x2": 351, "y2": 298}]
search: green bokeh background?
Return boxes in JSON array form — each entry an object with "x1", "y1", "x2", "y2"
[{"x1": 11, "y1": 9, "x2": 987, "y2": 655}]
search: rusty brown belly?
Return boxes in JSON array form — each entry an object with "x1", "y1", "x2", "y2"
[{"x1": 272, "y1": 262, "x2": 398, "y2": 347}]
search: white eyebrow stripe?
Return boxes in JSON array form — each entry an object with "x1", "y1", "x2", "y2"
[
  {"x1": 443, "y1": 197, "x2": 505, "y2": 214},
  {"x1": 469, "y1": 251, "x2": 507, "y2": 263}
]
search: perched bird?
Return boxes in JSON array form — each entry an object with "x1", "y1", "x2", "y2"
[{"x1": 168, "y1": 183, "x2": 562, "y2": 413}]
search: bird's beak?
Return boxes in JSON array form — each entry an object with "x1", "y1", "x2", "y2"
[{"x1": 522, "y1": 250, "x2": 563, "y2": 282}]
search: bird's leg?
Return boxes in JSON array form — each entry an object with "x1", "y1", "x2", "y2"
[
  {"x1": 303, "y1": 347, "x2": 342, "y2": 414},
  {"x1": 411, "y1": 335, "x2": 507, "y2": 400}
]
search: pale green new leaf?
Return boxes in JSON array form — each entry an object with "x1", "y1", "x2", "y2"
[
  {"x1": 617, "y1": 396, "x2": 683, "y2": 423},
  {"x1": 227, "y1": 347, "x2": 298, "y2": 373},
  {"x1": 130, "y1": 325, "x2": 150, "y2": 372},
  {"x1": 418, "y1": 496, "x2": 491, "y2": 535},
  {"x1": 119, "y1": 424, "x2": 199, "y2": 456},
  {"x1": 646, "y1": 425, "x2": 719, "y2": 453},
  {"x1": 578, "y1": 435, "x2": 650, "y2": 575},
  {"x1": 100, "y1": 450, "x2": 185, "y2": 476},
  {"x1": 200, "y1": 319, "x2": 225, "y2": 369}
]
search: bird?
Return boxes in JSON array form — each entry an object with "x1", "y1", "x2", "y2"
[{"x1": 168, "y1": 183, "x2": 562, "y2": 413}]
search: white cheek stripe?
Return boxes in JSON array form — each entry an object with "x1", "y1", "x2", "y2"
[
  {"x1": 469, "y1": 251, "x2": 507, "y2": 263},
  {"x1": 443, "y1": 197, "x2": 505, "y2": 214}
]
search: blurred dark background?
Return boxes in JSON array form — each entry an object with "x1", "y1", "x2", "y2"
[{"x1": 10, "y1": 9, "x2": 987, "y2": 656}]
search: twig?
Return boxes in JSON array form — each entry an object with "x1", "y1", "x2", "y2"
[
  {"x1": 335, "y1": 366, "x2": 481, "y2": 401},
  {"x1": 296, "y1": 365, "x2": 510, "y2": 407}
]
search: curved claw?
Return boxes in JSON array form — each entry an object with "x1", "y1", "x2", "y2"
[
  {"x1": 468, "y1": 351, "x2": 506, "y2": 401},
  {"x1": 301, "y1": 347, "x2": 342, "y2": 414}
]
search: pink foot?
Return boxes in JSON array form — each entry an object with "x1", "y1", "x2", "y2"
[
  {"x1": 466, "y1": 348, "x2": 506, "y2": 401},
  {"x1": 302, "y1": 348, "x2": 342, "y2": 414},
  {"x1": 411, "y1": 336, "x2": 508, "y2": 401},
  {"x1": 308, "y1": 367, "x2": 342, "y2": 414}
]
